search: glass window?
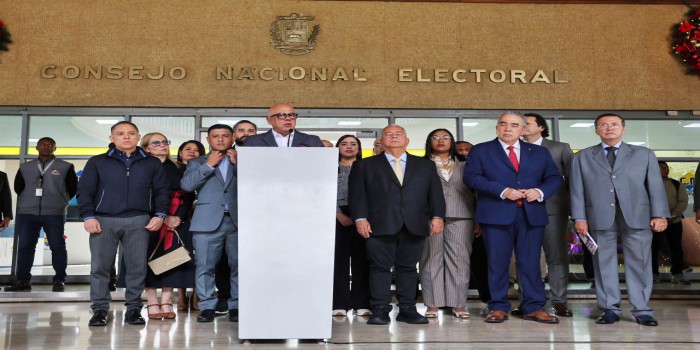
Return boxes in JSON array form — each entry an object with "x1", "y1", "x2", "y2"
[
  {"x1": 394, "y1": 118, "x2": 457, "y2": 156},
  {"x1": 202, "y1": 117, "x2": 268, "y2": 130},
  {"x1": 27, "y1": 116, "x2": 124, "y2": 156},
  {"x1": 131, "y1": 116, "x2": 196, "y2": 156},
  {"x1": 0, "y1": 115, "x2": 22, "y2": 156},
  {"x1": 560, "y1": 119, "x2": 700, "y2": 157}
]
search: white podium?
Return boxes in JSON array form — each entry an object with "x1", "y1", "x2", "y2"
[{"x1": 237, "y1": 147, "x2": 337, "y2": 340}]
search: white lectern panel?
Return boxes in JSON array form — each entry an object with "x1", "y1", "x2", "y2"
[{"x1": 238, "y1": 147, "x2": 337, "y2": 340}]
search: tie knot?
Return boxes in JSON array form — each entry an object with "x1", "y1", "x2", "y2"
[
  {"x1": 507, "y1": 145, "x2": 514, "y2": 151},
  {"x1": 605, "y1": 146, "x2": 617, "y2": 152}
]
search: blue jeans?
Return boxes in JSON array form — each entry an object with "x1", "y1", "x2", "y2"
[{"x1": 15, "y1": 214, "x2": 67, "y2": 282}]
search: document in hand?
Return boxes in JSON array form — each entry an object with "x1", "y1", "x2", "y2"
[{"x1": 575, "y1": 229, "x2": 599, "y2": 255}]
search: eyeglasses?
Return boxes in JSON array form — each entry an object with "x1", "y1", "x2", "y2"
[
  {"x1": 149, "y1": 140, "x2": 171, "y2": 147},
  {"x1": 270, "y1": 112, "x2": 299, "y2": 120},
  {"x1": 596, "y1": 123, "x2": 623, "y2": 130},
  {"x1": 430, "y1": 135, "x2": 452, "y2": 141}
]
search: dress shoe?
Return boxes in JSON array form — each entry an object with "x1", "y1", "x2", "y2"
[
  {"x1": 596, "y1": 310, "x2": 620, "y2": 324},
  {"x1": 197, "y1": 309, "x2": 216, "y2": 323},
  {"x1": 4, "y1": 280, "x2": 31, "y2": 292},
  {"x1": 552, "y1": 303, "x2": 573, "y2": 317},
  {"x1": 367, "y1": 308, "x2": 391, "y2": 325},
  {"x1": 484, "y1": 310, "x2": 509, "y2": 323},
  {"x1": 52, "y1": 280, "x2": 65, "y2": 292},
  {"x1": 396, "y1": 307, "x2": 429, "y2": 324},
  {"x1": 510, "y1": 306, "x2": 523, "y2": 316},
  {"x1": 215, "y1": 298, "x2": 228, "y2": 314},
  {"x1": 635, "y1": 315, "x2": 658, "y2": 326},
  {"x1": 523, "y1": 310, "x2": 559, "y2": 324},
  {"x1": 88, "y1": 310, "x2": 109, "y2": 327},
  {"x1": 161, "y1": 303, "x2": 176, "y2": 319},
  {"x1": 124, "y1": 309, "x2": 146, "y2": 325},
  {"x1": 228, "y1": 309, "x2": 239, "y2": 322},
  {"x1": 671, "y1": 274, "x2": 691, "y2": 285}
]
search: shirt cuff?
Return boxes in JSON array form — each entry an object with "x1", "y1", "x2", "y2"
[
  {"x1": 355, "y1": 218, "x2": 367, "y2": 222},
  {"x1": 499, "y1": 188, "x2": 508, "y2": 200},
  {"x1": 535, "y1": 188, "x2": 544, "y2": 202},
  {"x1": 83, "y1": 216, "x2": 96, "y2": 221}
]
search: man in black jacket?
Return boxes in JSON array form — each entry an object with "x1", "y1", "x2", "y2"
[
  {"x1": 349, "y1": 124, "x2": 446, "y2": 325},
  {"x1": 77, "y1": 121, "x2": 169, "y2": 327}
]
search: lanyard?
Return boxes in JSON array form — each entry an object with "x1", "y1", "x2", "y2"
[{"x1": 37, "y1": 159, "x2": 55, "y2": 188}]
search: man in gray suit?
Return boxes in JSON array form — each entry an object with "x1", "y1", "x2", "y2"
[
  {"x1": 522, "y1": 113, "x2": 574, "y2": 317},
  {"x1": 570, "y1": 113, "x2": 669, "y2": 327},
  {"x1": 181, "y1": 124, "x2": 239, "y2": 323}
]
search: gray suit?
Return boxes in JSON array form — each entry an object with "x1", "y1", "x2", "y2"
[
  {"x1": 181, "y1": 154, "x2": 239, "y2": 311},
  {"x1": 539, "y1": 138, "x2": 573, "y2": 305},
  {"x1": 419, "y1": 160, "x2": 476, "y2": 308},
  {"x1": 570, "y1": 142, "x2": 669, "y2": 317}
]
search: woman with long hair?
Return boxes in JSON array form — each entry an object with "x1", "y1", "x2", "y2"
[
  {"x1": 332, "y1": 135, "x2": 371, "y2": 317},
  {"x1": 175, "y1": 140, "x2": 205, "y2": 311},
  {"x1": 419, "y1": 128, "x2": 477, "y2": 318},
  {"x1": 139, "y1": 133, "x2": 197, "y2": 320}
]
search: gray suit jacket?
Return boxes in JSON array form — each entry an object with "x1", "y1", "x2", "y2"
[
  {"x1": 569, "y1": 142, "x2": 669, "y2": 231},
  {"x1": 180, "y1": 154, "x2": 238, "y2": 232},
  {"x1": 441, "y1": 160, "x2": 475, "y2": 219},
  {"x1": 243, "y1": 130, "x2": 324, "y2": 147},
  {"x1": 540, "y1": 138, "x2": 573, "y2": 216}
]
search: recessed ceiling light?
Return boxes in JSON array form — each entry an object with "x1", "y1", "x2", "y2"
[
  {"x1": 569, "y1": 123, "x2": 594, "y2": 128},
  {"x1": 95, "y1": 119, "x2": 120, "y2": 125},
  {"x1": 627, "y1": 141, "x2": 646, "y2": 146},
  {"x1": 682, "y1": 123, "x2": 700, "y2": 128},
  {"x1": 338, "y1": 121, "x2": 362, "y2": 126},
  {"x1": 462, "y1": 122, "x2": 479, "y2": 127},
  {"x1": 28, "y1": 138, "x2": 39, "y2": 143}
]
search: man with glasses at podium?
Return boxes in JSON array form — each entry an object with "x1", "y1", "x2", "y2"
[{"x1": 243, "y1": 104, "x2": 324, "y2": 148}]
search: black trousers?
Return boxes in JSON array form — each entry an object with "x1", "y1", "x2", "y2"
[
  {"x1": 332, "y1": 211, "x2": 370, "y2": 310},
  {"x1": 469, "y1": 235, "x2": 491, "y2": 304},
  {"x1": 366, "y1": 227, "x2": 425, "y2": 310},
  {"x1": 215, "y1": 250, "x2": 230, "y2": 301},
  {"x1": 651, "y1": 221, "x2": 685, "y2": 275}
]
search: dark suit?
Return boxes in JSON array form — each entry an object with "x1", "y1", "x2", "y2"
[
  {"x1": 0, "y1": 171, "x2": 13, "y2": 222},
  {"x1": 464, "y1": 138, "x2": 561, "y2": 314},
  {"x1": 243, "y1": 129, "x2": 324, "y2": 147},
  {"x1": 349, "y1": 153, "x2": 446, "y2": 311}
]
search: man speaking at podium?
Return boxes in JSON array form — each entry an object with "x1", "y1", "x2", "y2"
[
  {"x1": 349, "y1": 125, "x2": 446, "y2": 325},
  {"x1": 244, "y1": 104, "x2": 324, "y2": 148}
]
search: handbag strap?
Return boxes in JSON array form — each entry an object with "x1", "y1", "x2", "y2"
[{"x1": 148, "y1": 229, "x2": 189, "y2": 261}]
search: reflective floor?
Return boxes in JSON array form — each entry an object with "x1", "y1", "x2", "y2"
[{"x1": 1, "y1": 299, "x2": 700, "y2": 349}]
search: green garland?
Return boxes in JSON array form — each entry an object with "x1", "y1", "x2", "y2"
[{"x1": 0, "y1": 19, "x2": 12, "y2": 52}]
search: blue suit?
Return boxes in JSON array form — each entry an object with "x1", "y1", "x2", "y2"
[{"x1": 464, "y1": 138, "x2": 561, "y2": 314}]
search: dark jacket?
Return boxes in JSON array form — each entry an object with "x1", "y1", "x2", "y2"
[{"x1": 76, "y1": 147, "x2": 169, "y2": 219}]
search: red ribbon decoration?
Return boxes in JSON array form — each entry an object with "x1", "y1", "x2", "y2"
[{"x1": 159, "y1": 190, "x2": 186, "y2": 250}]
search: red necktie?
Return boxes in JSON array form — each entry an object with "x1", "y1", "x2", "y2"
[{"x1": 507, "y1": 145, "x2": 522, "y2": 206}]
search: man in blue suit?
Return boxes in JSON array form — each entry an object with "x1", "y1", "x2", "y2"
[
  {"x1": 244, "y1": 103, "x2": 324, "y2": 148},
  {"x1": 181, "y1": 124, "x2": 239, "y2": 323},
  {"x1": 464, "y1": 112, "x2": 562, "y2": 324}
]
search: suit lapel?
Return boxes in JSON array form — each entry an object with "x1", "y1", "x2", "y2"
[
  {"x1": 519, "y1": 140, "x2": 532, "y2": 171},
  {"x1": 490, "y1": 139, "x2": 517, "y2": 172},
  {"x1": 403, "y1": 155, "x2": 416, "y2": 186},
  {"x1": 591, "y1": 146, "x2": 612, "y2": 173},
  {"x1": 224, "y1": 163, "x2": 236, "y2": 188},
  {"x1": 263, "y1": 130, "x2": 277, "y2": 147},
  {"x1": 613, "y1": 142, "x2": 631, "y2": 172},
  {"x1": 291, "y1": 131, "x2": 302, "y2": 147}
]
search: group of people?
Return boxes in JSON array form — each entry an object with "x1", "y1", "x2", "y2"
[{"x1": 0, "y1": 106, "x2": 695, "y2": 330}]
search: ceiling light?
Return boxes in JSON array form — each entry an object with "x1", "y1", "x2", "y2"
[
  {"x1": 95, "y1": 119, "x2": 120, "y2": 125},
  {"x1": 338, "y1": 121, "x2": 362, "y2": 126},
  {"x1": 462, "y1": 122, "x2": 479, "y2": 127},
  {"x1": 682, "y1": 123, "x2": 700, "y2": 128},
  {"x1": 28, "y1": 138, "x2": 39, "y2": 143},
  {"x1": 627, "y1": 141, "x2": 646, "y2": 146},
  {"x1": 569, "y1": 123, "x2": 594, "y2": 128}
]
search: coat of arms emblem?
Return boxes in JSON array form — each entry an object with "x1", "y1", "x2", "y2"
[{"x1": 270, "y1": 13, "x2": 320, "y2": 56}]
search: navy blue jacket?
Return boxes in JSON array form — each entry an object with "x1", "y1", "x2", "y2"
[{"x1": 77, "y1": 147, "x2": 170, "y2": 219}]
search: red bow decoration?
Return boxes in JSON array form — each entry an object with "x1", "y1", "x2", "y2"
[
  {"x1": 159, "y1": 190, "x2": 186, "y2": 250},
  {"x1": 680, "y1": 21, "x2": 696, "y2": 33},
  {"x1": 672, "y1": 9, "x2": 700, "y2": 76}
]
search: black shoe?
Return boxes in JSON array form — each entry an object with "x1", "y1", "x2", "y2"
[
  {"x1": 367, "y1": 308, "x2": 391, "y2": 325},
  {"x1": 396, "y1": 307, "x2": 429, "y2": 324},
  {"x1": 595, "y1": 310, "x2": 620, "y2": 324},
  {"x1": 52, "y1": 280, "x2": 65, "y2": 292},
  {"x1": 108, "y1": 280, "x2": 117, "y2": 292},
  {"x1": 197, "y1": 309, "x2": 216, "y2": 323},
  {"x1": 215, "y1": 299, "x2": 228, "y2": 314},
  {"x1": 124, "y1": 309, "x2": 146, "y2": 325},
  {"x1": 228, "y1": 309, "x2": 239, "y2": 322},
  {"x1": 89, "y1": 310, "x2": 109, "y2": 327},
  {"x1": 4, "y1": 280, "x2": 31, "y2": 292},
  {"x1": 635, "y1": 315, "x2": 658, "y2": 326},
  {"x1": 510, "y1": 306, "x2": 523, "y2": 316},
  {"x1": 552, "y1": 303, "x2": 573, "y2": 317}
]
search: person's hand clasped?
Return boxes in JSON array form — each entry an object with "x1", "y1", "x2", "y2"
[
  {"x1": 145, "y1": 217, "x2": 164, "y2": 231},
  {"x1": 520, "y1": 188, "x2": 541, "y2": 202},
  {"x1": 503, "y1": 188, "x2": 525, "y2": 201},
  {"x1": 356, "y1": 219, "x2": 372, "y2": 238},
  {"x1": 650, "y1": 217, "x2": 667, "y2": 233},
  {"x1": 430, "y1": 218, "x2": 444, "y2": 235},
  {"x1": 164, "y1": 215, "x2": 181, "y2": 230},
  {"x1": 84, "y1": 218, "x2": 102, "y2": 234}
]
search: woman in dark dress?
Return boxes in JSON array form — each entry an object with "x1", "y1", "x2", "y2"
[{"x1": 140, "y1": 133, "x2": 196, "y2": 320}]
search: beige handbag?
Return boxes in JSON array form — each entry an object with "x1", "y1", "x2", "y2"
[{"x1": 148, "y1": 230, "x2": 192, "y2": 275}]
